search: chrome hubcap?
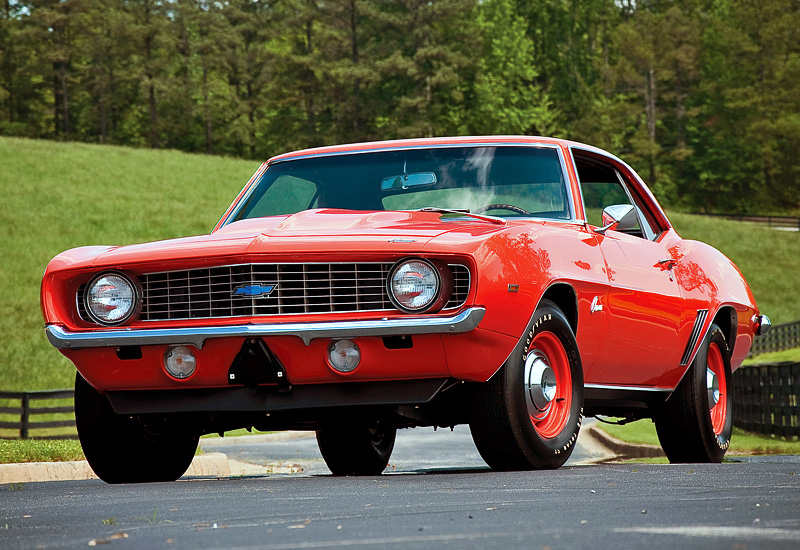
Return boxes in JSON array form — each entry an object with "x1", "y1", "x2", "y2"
[
  {"x1": 706, "y1": 367, "x2": 720, "y2": 409},
  {"x1": 525, "y1": 350, "x2": 557, "y2": 420}
]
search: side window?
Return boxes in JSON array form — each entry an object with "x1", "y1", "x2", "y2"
[{"x1": 575, "y1": 156, "x2": 655, "y2": 240}]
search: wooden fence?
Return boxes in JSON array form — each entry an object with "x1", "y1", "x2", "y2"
[
  {"x1": 750, "y1": 321, "x2": 800, "y2": 356},
  {"x1": 695, "y1": 212, "x2": 800, "y2": 231},
  {"x1": 732, "y1": 362, "x2": 800, "y2": 437},
  {"x1": 0, "y1": 389, "x2": 77, "y2": 440}
]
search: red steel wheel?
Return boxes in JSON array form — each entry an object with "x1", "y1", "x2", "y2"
[
  {"x1": 525, "y1": 332, "x2": 572, "y2": 439},
  {"x1": 707, "y1": 341, "x2": 728, "y2": 436}
]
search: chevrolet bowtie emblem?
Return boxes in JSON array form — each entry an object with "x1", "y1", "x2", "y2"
[{"x1": 232, "y1": 284, "x2": 277, "y2": 298}]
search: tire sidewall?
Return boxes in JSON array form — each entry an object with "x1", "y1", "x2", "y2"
[
  {"x1": 694, "y1": 326, "x2": 732, "y2": 461},
  {"x1": 505, "y1": 301, "x2": 584, "y2": 468}
]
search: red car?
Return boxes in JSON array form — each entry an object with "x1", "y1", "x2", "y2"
[{"x1": 42, "y1": 136, "x2": 770, "y2": 483}]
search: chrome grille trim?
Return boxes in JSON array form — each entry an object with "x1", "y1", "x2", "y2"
[{"x1": 116, "y1": 262, "x2": 472, "y2": 322}]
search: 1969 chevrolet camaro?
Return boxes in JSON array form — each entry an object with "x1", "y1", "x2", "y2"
[{"x1": 42, "y1": 136, "x2": 771, "y2": 483}]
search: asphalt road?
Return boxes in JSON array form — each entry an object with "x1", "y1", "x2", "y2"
[
  {"x1": 2, "y1": 427, "x2": 799, "y2": 550},
  {"x1": 198, "y1": 424, "x2": 598, "y2": 475}
]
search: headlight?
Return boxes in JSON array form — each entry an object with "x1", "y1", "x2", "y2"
[
  {"x1": 84, "y1": 272, "x2": 137, "y2": 325},
  {"x1": 388, "y1": 259, "x2": 441, "y2": 312}
]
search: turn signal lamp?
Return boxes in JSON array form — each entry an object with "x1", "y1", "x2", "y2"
[
  {"x1": 164, "y1": 345, "x2": 197, "y2": 379},
  {"x1": 328, "y1": 340, "x2": 360, "y2": 373}
]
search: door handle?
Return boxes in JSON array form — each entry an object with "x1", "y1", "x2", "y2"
[{"x1": 658, "y1": 258, "x2": 678, "y2": 270}]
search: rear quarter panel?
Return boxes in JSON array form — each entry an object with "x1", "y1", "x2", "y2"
[{"x1": 663, "y1": 235, "x2": 758, "y2": 383}]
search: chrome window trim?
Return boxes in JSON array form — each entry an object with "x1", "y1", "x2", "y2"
[
  {"x1": 45, "y1": 306, "x2": 486, "y2": 349},
  {"x1": 568, "y1": 144, "x2": 669, "y2": 233},
  {"x1": 222, "y1": 143, "x2": 580, "y2": 228}
]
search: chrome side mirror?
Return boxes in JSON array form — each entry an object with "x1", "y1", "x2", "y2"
[{"x1": 595, "y1": 204, "x2": 638, "y2": 235}]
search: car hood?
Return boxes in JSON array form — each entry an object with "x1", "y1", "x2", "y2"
[{"x1": 56, "y1": 210, "x2": 509, "y2": 270}]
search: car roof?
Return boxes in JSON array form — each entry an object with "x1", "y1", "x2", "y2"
[{"x1": 267, "y1": 136, "x2": 595, "y2": 164}]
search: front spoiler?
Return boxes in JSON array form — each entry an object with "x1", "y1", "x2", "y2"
[{"x1": 45, "y1": 307, "x2": 486, "y2": 349}]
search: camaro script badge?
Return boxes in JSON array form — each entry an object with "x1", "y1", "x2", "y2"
[{"x1": 232, "y1": 284, "x2": 277, "y2": 298}]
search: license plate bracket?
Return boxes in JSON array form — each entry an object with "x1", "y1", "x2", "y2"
[{"x1": 228, "y1": 338, "x2": 290, "y2": 391}]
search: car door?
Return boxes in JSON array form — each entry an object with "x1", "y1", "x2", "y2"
[{"x1": 575, "y1": 154, "x2": 683, "y2": 387}]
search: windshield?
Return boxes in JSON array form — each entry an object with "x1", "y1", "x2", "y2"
[{"x1": 231, "y1": 146, "x2": 571, "y2": 222}]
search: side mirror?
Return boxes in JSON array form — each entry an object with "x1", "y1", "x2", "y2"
[{"x1": 595, "y1": 204, "x2": 638, "y2": 234}]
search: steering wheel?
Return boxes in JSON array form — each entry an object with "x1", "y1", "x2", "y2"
[{"x1": 473, "y1": 204, "x2": 530, "y2": 215}]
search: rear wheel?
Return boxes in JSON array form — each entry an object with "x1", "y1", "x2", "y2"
[
  {"x1": 316, "y1": 423, "x2": 396, "y2": 476},
  {"x1": 655, "y1": 324, "x2": 732, "y2": 463},
  {"x1": 470, "y1": 300, "x2": 584, "y2": 470},
  {"x1": 75, "y1": 373, "x2": 199, "y2": 484}
]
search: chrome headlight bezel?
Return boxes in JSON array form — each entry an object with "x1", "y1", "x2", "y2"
[
  {"x1": 83, "y1": 271, "x2": 140, "y2": 326},
  {"x1": 387, "y1": 258, "x2": 443, "y2": 313}
]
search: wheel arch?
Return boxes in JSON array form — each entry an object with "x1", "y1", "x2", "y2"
[
  {"x1": 540, "y1": 283, "x2": 579, "y2": 336},
  {"x1": 711, "y1": 305, "x2": 738, "y2": 354}
]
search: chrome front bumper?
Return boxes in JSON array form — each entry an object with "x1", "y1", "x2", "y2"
[{"x1": 45, "y1": 307, "x2": 486, "y2": 350}]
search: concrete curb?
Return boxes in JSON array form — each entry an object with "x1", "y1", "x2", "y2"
[
  {"x1": 585, "y1": 425, "x2": 665, "y2": 460},
  {"x1": 0, "y1": 452, "x2": 231, "y2": 484},
  {"x1": 0, "y1": 426, "x2": 663, "y2": 483}
]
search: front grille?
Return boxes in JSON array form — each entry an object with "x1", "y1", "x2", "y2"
[{"x1": 92, "y1": 262, "x2": 472, "y2": 322}]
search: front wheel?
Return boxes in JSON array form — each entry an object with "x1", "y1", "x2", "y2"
[
  {"x1": 655, "y1": 324, "x2": 733, "y2": 463},
  {"x1": 75, "y1": 373, "x2": 199, "y2": 484},
  {"x1": 316, "y1": 423, "x2": 397, "y2": 476},
  {"x1": 470, "y1": 300, "x2": 584, "y2": 470}
]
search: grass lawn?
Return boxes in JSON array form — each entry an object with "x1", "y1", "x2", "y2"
[
  {"x1": 742, "y1": 348, "x2": 800, "y2": 365},
  {"x1": 597, "y1": 418, "x2": 800, "y2": 456},
  {"x1": 0, "y1": 137, "x2": 260, "y2": 393},
  {"x1": 0, "y1": 439, "x2": 84, "y2": 464},
  {"x1": 667, "y1": 211, "x2": 800, "y2": 327}
]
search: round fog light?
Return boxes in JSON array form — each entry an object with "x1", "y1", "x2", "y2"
[
  {"x1": 328, "y1": 340, "x2": 360, "y2": 373},
  {"x1": 164, "y1": 345, "x2": 197, "y2": 379}
]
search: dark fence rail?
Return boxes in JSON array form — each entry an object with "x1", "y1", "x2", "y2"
[
  {"x1": 732, "y1": 362, "x2": 800, "y2": 437},
  {"x1": 0, "y1": 389, "x2": 77, "y2": 440},
  {"x1": 693, "y1": 212, "x2": 800, "y2": 231},
  {"x1": 750, "y1": 321, "x2": 800, "y2": 356}
]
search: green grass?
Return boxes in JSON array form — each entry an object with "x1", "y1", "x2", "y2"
[
  {"x1": 597, "y1": 420, "x2": 800, "y2": 456},
  {"x1": 0, "y1": 439, "x2": 84, "y2": 464},
  {"x1": 667, "y1": 212, "x2": 800, "y2": 326},
  {"x1": 743, "y1": 348, "x2": 800, "y2": 365},
  {"x1": 0, "y1": 136, "x2": 260, "y2": 392}
]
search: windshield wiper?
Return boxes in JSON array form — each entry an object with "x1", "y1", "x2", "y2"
[{"x1": 414, "y1": 207, "x2": 507, "y2": 226}]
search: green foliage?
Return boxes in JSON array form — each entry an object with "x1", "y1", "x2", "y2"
[{"x1": 1, "y1": 0, "x2": 798, "y2": 215}]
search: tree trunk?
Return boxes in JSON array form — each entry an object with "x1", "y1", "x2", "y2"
[
  {"x1": 349, "y1": 0, "x2": 361, "y2": 134},
  {"x1": 203, "y1": 63, "x2": 212, "y2": 154},
  {"x1": 645, "y1": 65, "x2": 656, "y2": 184}
]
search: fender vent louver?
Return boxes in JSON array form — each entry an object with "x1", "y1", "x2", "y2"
[{"x1": 680, "y1": 309, "x2": 709, "y2": 366}]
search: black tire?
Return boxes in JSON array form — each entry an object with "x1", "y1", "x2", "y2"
[
  {"x1": 316, "y1": 423, "x2": 397, "y2": 476},
  {"x1": 470, "y1": 299, "x2": 584, "y2": 470},
  {"x1": 655, "y1": 324, "x2": 733, "y2": 463},
  {"x1": 75, "y1": 373, "x2": 199, "y2": 484}
]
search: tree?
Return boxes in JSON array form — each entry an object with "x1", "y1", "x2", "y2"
[{"x1": 465, "y1": 0, "x2": 561, "y2": 136}]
